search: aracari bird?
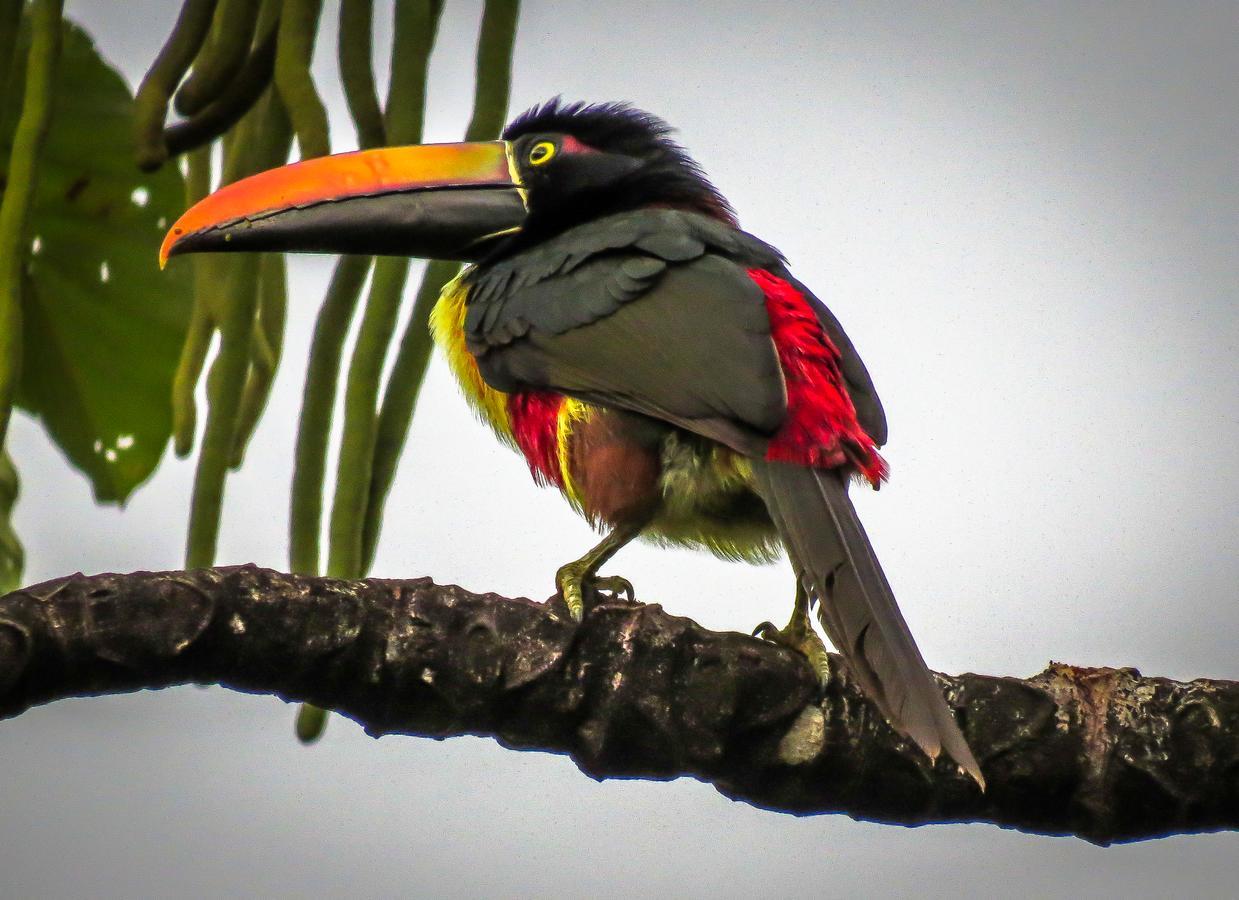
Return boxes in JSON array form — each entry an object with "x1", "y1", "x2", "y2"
[{"x1": 161, "y1": 99, "x2": 983, "y2": 785}]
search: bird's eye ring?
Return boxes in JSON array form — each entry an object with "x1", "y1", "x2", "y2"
[{"x1": 528, "y1": 141, "x2": 556, "y2": 166}]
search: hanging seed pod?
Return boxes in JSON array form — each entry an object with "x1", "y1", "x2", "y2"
[
  {"x1": 324, "y1": 0, "x2": 444, "y2": 581},
  {"x1": 171, "y1": 145, "x2": 214, "y2": 456},
  {"x1": 185, "y1": 251, "x2": 260, "y2": 567},
  {"x1": 133, "y1": 0, "x2": 217, "y2": 171},
  {"x1": 229, "y1": 251, "x2": 287, "y2": 468},
  {"x1": 288, "y1": 254, "x2": 372, "y2": 575},
  {"x1": 361, "y1": 0, "x2": 520, "y2": 570},
  {"x1": 294, "y1": 0, "x2": 521, "y2": 743},
  {"x1": 287, "y1": 0, "x2": 399, "y2": 577},
  {"x1": 382, "y1": 0, "x2": 442, "y2": 145},
  {"x1": 338, "y1": 0, "x2": 384, "y2": 149},
  {"x1": 184, "y1": 89, "x2": 292, "y2": 568},
  {"x1": 325, "y1": 256, "x2": 409, "y2": 578},
  {"x1": 0, "y1": 0, "x2": 25, "y2": 126},
  {"x1": 0, "y1": 449, "x2": 22, "y2": 593},
  {"x1": 174, "y1": 0, "x2": 261, "y2": 116},
  {"x1": 360, "y1": 258, "x2": 454, "y2": 570},
  {"x1": 274, "y1": 0, "x2": 329, "y2": 159},
  {"x1": 463, "y1": 0, "x2": 520, "y2": 142},
  {"x1": 164, "y1": 5, "x2": 279, "y2": 158}
]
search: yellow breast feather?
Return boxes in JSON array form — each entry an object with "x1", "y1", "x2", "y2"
[
  {"x1": 430, "y1": 270, "x2": 593, "y2": 509},
  {"x1": 429, "y1": 269, "x2": 516, "y2": 449}
]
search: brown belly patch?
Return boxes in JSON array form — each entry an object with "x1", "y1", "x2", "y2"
[{"x1": 567, "y1": 408, "x2": 663, "y2": 527}]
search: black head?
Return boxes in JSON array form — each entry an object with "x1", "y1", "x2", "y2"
[{"x1": 501, "y1": 99, "x2": 737, "y2": 236}]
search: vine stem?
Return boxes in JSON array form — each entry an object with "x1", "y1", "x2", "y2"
[
  {"x1": 285, "y1": 0, "x2": 393, "y2": 581},
  {"x1": 0, "y1": 0, "x2": 25, "y2": 126},
  {"x1": 325, "y1": 256, "x2": 409, "y2": 578},
  {"x1": 0, "y1": 447, "x2": 21, "y2": 593},
  {"x1": 133, "y1": 0, "x2": 217, "y2": 170},
  {"x1": 361, "y1": 0, "x2": 520, "y2": 569},
  {"x1": 274, "y1": 0, "x2": 329, "y2": 159},
  {"x1": 324, "y1": 0, "x2": 443, "y2": 580},
  {"x1": 184, "y1": 90, "x2": 292, "y2": 568},
  {"x1": 288, "y1": 255, "x2": 371, "y2": 575},
  {"x1": 185, "y1": 255, "x2": 261, "y2": 568},
  {"x1": 0, "y1": 0, "x2": 64, "y2": 447},
  {"x1": 338, "y1": 0, "x2": 384, "y2": 149},
  {"x1": 162, "y1": 9, "x2": 280, "y2": 158},
  {"x1": 171, "y1": 146, "x2": 215, "y2": 456},
  {"x1": 174, "y1": 0, "x2": 261, "y2": 117}
]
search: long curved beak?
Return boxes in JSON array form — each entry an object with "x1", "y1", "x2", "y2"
[{"x1": 159, "y1": 141, "x2": 526, "y2": 267}]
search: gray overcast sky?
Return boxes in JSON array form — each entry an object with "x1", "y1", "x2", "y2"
[{"x1": 3, "y1": 1, "x2": 1237, "y2": 896}]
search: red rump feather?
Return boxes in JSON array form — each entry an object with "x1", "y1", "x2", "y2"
[
  {"x1": 750, "y1": 268, "x2": 888, "y2": 487},
  {"x1": 508, "y1": 390, "x2": 566, "y2": 488}
]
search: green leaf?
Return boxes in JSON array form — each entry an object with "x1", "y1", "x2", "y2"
[{"x1": 1, "y1": 18, "x2": 192, "y2": 503}]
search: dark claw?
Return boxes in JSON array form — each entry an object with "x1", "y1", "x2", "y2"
[
  {"x1": 752, "y1": 621, "x2": 778, "y2": 639},
  {"x1": 591, "y1": 575, "x2": 636, "y2": 605},
  {"x1": 753, "y1": 617, "x2": 832, "y2": 688}
]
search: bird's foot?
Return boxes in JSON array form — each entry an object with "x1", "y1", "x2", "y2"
[
  {"x1": 555, "y1": 563, "x2": 636, "y2": 621},
  {"x1": 753, "y1": 615, "x2": 831, "y2": 686}
]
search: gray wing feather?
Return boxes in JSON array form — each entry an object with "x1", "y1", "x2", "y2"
[
  {"x1": 465, "y1": 211, "x2": 791, "y2": 448},
  {"x1": 475, "y1": 253, "x2": 787, "y2": 447},
  {"x1": 466, "y1": 210, "x2": 886, "y2": 449}
]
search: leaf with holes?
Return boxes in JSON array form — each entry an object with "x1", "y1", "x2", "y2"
[{"x1": 1, "y1": 18, "x2": 192, "y2": 502}]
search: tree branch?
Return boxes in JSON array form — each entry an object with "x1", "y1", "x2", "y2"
[{"x1": 0, "y1": 565, "x2": 1234, "y2": 845}]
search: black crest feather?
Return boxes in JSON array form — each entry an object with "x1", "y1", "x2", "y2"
[{"x1": 504, "y1": 98, "x2": 736, "y2": 225}]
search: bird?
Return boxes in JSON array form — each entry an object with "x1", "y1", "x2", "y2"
[{"x1": 161, "y1": 98, "x2": 983, "y2": 786}]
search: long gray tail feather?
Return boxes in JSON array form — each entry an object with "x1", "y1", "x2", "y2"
[{"x1": 752, "y1": 459, "x2": 983, "y2": 786}]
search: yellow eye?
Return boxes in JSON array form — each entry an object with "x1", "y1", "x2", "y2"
[{"x1": 528, "y1": 141, "x2": 556, "y2": 166}]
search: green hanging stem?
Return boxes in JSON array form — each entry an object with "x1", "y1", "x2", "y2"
[
  {"x1": 274, "y1": 0, "x2": 328, "y2": 159},
  {"x1": 175, "y1": 0, "x2": 261, "y2": 116},
  {"x1": 289, "y1": 0, "x2": 407, "y2": 577},
  {"x1": 171, "y1": 145, "x2": 215, "y2": 457},
  {"x1": 184, "y1": 90, "x2": 291, "y2": 568},
  {"x1": 359, "y1": 258, "x2": 454, "y2": 570},
  {"x1": 288, "y1": 254, "x2": 370, "y2": 575},
  {"x1": 186, "y1": 253, "x2": 259, "y2": 567},
  {"x1": 0, "y1": 448, "x2": 20, "y2": 593},
  {"x1": 325, "y1": 255, "x2": 408, "y2": 578},
  {"x1": 338, "y1": 0, "x2": 384, "y2": 149},
  {"x1": 288, "y1": 0, "x2": 407, "y2": 579},
  {"x1": 383, "y1": 0, "x2": 443, "y2": 143},
  {"x1": 297, "y1": 0, "x2": 518, "y2": 738},
  {"x1": 133, "y1": 0, "x2": 218, "y2": 170},
  {"x1": 163, "y1": 8, "x2": 279, "y2": 157},
  {"x1": 289, "y1": 255, "x2": 370, "y2": 744},
  {"x1": 228, "y1": 96, "x2": 295, "y2": 471},
  {"x1": 229, "y1": 251, "x2": 287, "y2": 467},
  {"x1": 0, "y1": 0, "x2": 25, "y2": 126},
  {"x1": 462, "y1": 0, "x2": 520, "y2": 143},
  {"x1": 324, "y1": 0, "x2": 444, "y2": 580},
  {"x1": 360, "y1": 0, "x2": 520, "y2": 569},
  {"x1": 0, "y1": 0, "x2": 63, "y2": 449}
]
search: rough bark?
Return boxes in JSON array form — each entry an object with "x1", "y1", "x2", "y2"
[{"x1": 0, "y1": 565, "x2": 1235, "y2": 845}]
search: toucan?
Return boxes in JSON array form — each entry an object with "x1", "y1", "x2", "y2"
[{"x1": 161, "y1": 99, "x2": 983, "y2": 785}]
